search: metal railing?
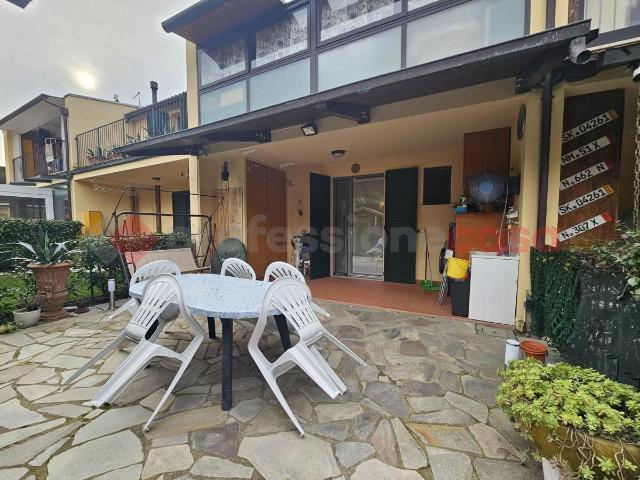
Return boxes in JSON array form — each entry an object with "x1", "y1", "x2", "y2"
[
  {"x1": 75, "y1": 93, "x2": 187, "y2": 169},
  {"x1": 12, "y1": 155, "x2": 24, "y2": 182},
  {"x1": 11, "y1": 149, "x2": 65, "y2": 181}
]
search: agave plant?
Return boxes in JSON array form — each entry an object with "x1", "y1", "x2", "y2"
[{"x1": 13, "y1": 230, "x2": 77, "y2": 265}]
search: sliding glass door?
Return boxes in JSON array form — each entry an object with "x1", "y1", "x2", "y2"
[{"x1": 334, "y1": 175, "x2": 385, "y2": 278}]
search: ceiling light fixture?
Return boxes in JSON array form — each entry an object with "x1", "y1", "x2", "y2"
[
  {"x1": 301, "y1": 123, "x2": 318, "y2": 137},
  {"x1": 331, "y1": 149, "x2": 346, "y2": 158}
]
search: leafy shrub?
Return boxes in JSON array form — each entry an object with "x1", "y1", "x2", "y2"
[
  {"x1": 154, "y1": 232, "x2": 191, "y2": 250},
  {"x1": 0, "y1": 219, "x2": 83, "y2": 271},
  {"x1": 498, "y1": 359, "x2": 640, "y2": 479},
  {"x1": 582, "y1": 228, "x2": 640, "y2": 300}
]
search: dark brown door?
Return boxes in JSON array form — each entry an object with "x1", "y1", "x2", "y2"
[
  {"x1": 246, "y1": 160, "x2": 288, "y2": 278},
  {"x1": 267, "y1": 167, "x2": 287, "y2": 264},
  {"x1": 463, "y1": 127, "x2": 511, "y2": 197},
  {"x1": 21, "y1": 138, "x2": 36, "y2": 179}
]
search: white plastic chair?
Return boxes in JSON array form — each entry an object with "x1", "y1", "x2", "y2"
[
  {"x1": 221, "y1": 257, "x2": 256, "y2": 280},
  {"x1": 89, "y1": 274, "x2": 205, "y2": 431},
  {"x1": 108, "y1": 260, "x2": 181, "y2": 321},
  {"x1": 65, "y1": 260, "x2": 181, "y2": 385},
  {"x1": 264, "y1": 261, "x2": 330, "y2": 318},
  {"x1": 249, "y1": 278, "x2": 367, "y2": 436}
]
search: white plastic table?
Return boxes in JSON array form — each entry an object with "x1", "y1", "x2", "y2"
[{"x1": 129, "y1": 274, "x2": 290, "y2": 410}]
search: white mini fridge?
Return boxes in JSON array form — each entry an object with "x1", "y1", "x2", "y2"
[{"x1": 468, "y1": 252, "x2": 519, "y2": 326}]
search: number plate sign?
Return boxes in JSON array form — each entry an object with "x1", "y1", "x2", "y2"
[
  {"x1": 560, "y1": 160, "x2": 613, "y2": 190},
  {"x1": 562, "y1": 110, "x2": 618, "y2": 143},
  {"x1": 561, "y1": 136, "x2": 613, "y2": 166},
  {"x1": 559, "y1": 185, "x2": 614, "y2": 216},
  {"x1": 558, "y1": 213, "x2": 613, "y2": 242}
]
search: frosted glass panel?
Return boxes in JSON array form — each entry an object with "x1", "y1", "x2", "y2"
[
  {"x1": 406, "y1": 0, "x2": 526, "y2": 67},
  {"x1": 253, "y1": 8, "x2": 308, "y2": 68},
  {"x1": 199, "y1": 81, "x2": 247, "y2": 124},
  {"x1": 408, "y1": 0, "x2": 439, "y2": 10},
  {"x1": 250, "y1": 59, "x2": 311, "y2": 111},
  {"x1": 199, "y1": 39, "x2": 246, "y2": 85},
  {"x1": 320, "y1": 0, "x2": 401, "y2": 40},
  {"x1": 318, "y1": 27, "x2": 401, "y2": 91},
  {"x1": 584, "y1": 0, "x2": 640, "y2": 32}
]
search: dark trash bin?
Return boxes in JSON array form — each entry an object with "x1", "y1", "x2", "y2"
[{"x1": 449, "y1": 278, "x2": 470, "y2": 317}]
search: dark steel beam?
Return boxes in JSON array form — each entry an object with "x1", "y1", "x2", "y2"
[
  {"x1": 599, "y1": 44, "x2": 640, "y2": 69},
  {"x1": 324, "y1": 102, "x2": 371, "y2": 124},
  {"x1": 205, "y1": 130, "x2": 271, "y2": 143}
]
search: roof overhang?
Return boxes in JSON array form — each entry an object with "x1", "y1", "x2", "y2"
[
  {"x1": 162, "y1": 0, "x2": 285, "y2": 45},
  {"x1": 120, "y1": 21, "x2": 593, "y2": 158},
  {"x1": 0, "y1": 94, "x2": 65, "y2": 134}
]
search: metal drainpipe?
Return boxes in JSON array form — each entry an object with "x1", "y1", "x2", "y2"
[
  {"x1": 536, "y1": 72, "x2": 555, "y2": 250},
  {"x1": 61, "y1": 108, "x2": 73, "y2": 219}
]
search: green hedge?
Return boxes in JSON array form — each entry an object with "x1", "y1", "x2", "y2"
[{"x1": 0, "y1": 219, "x2": 84, "y2": 271}]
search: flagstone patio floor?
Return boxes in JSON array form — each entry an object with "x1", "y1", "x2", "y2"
[{"x1": 0, "y1": 300, "x2": 541, "y2": 480}]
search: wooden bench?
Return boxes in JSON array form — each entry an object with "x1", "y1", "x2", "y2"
[{"x1": 126, "y1": 248, "x2": 210, "y2": 276}]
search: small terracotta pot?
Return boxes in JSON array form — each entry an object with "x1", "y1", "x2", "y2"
[
  {"x1": 520, "y1": 339, "x2": 548, "y2": 363},
  {"x1": 28, "y1": 262, "x2": 72, "y2": 321}
]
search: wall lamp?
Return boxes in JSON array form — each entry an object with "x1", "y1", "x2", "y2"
[{"x1": 301, "y1": 123, "x2": 318, "y2": 137}]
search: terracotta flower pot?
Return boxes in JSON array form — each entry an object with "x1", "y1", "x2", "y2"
[
  {"x1": 28, "y1": 262, "x2": 72, "y2": 321},
  {"x1": 520, "y1": 339, "x2": 548, "y2": 363}
]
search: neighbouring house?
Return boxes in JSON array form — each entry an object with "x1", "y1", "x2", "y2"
[
  {"x1": 67, "y1": 0, "x2": 640, "y2": 330},
  {"x1": 0, "y1": 93, "x2": 141, "y2": 220}
]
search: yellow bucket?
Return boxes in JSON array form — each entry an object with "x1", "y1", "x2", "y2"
[{"x1": 447, "y1": 257, "x2": 470, "y2": 279}]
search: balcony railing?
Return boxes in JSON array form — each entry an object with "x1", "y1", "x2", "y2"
[
  {"x1": 75, "y1": 93, "x2": 187, "y2": 169},
  {"x1": 11, "y1": 148, "x2": 65, "y2": 182}
]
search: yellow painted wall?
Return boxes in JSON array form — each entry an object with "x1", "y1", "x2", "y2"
[
  {"x1": 284, "y1": 107, "x2": 523, "y2": 286},
  {"x1": 511, "y1": 92, "x2": 542, "y2": 329},
  {"x1": 555, "y1": 0, "x2": 570, "y2": 27},
  {"x1": 2, "y1": 131, "x2": 13, "y2": 182},
  {"x1": 186, "y1": 41, "x2": 199, "y2": 129},
  {"x1": 65, "y1": 95, "x2": 136, "y2": 170},
  {"x1": 530, "y1": 0, "x2": 548, "y2": 33}
]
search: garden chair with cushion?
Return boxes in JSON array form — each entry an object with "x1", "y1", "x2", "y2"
[
  {"x1": 248, "y1": 278, "x2": 367, "y2": 436},
  {"x1": 90, "y1": 274, "x2": 205, "y2": 431},
  {"x1": 65, "y1": 260, "x2": 181, "y2": 385}
]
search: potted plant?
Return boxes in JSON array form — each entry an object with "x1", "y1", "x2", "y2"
[
  {"x1": 13, "y1": 294, "x2": 41, "y2": 328},
  {"x1": 497, "y1": 358, "x2": 640, "y2": 479},
  {"x1": 14, "y1": 230, "x2": 76, "y2": 321}
]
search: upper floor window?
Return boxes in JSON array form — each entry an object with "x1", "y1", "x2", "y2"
[
  {"x1": 199, "y1": 38, "x2": 246, "y2": 86},
  {"x1": 320, "y1": 0, "x2": 401, "y2": 41},
  {"x1": 406, "y1": 0, "x2": 526, "y2": 66},
  {"x1": 583, "y1": 0, "x2": 640, "y2": 33},
  {"x1": 253, "y1": 7, "x2": 309, "y2": 68},
  {"x1": 408, "y1": 0, "x2": 438, "y2": 10}
]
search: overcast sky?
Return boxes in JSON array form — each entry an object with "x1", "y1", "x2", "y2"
[{"x1": 0, "y1": 0, "x2": 195, "y2": 164}]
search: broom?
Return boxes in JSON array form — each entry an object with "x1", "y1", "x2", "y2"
[{"x1": 421, "y1": 227, "x2": 439, "y2": 291}]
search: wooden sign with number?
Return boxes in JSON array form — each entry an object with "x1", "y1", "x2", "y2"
[{"x1": 557, "y1": 90, "x2": 623, "y2": 248}]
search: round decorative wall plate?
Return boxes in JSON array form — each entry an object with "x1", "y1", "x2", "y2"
[{"x1": 517, "y1": 104, "x2": 527, "y2": 140}]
